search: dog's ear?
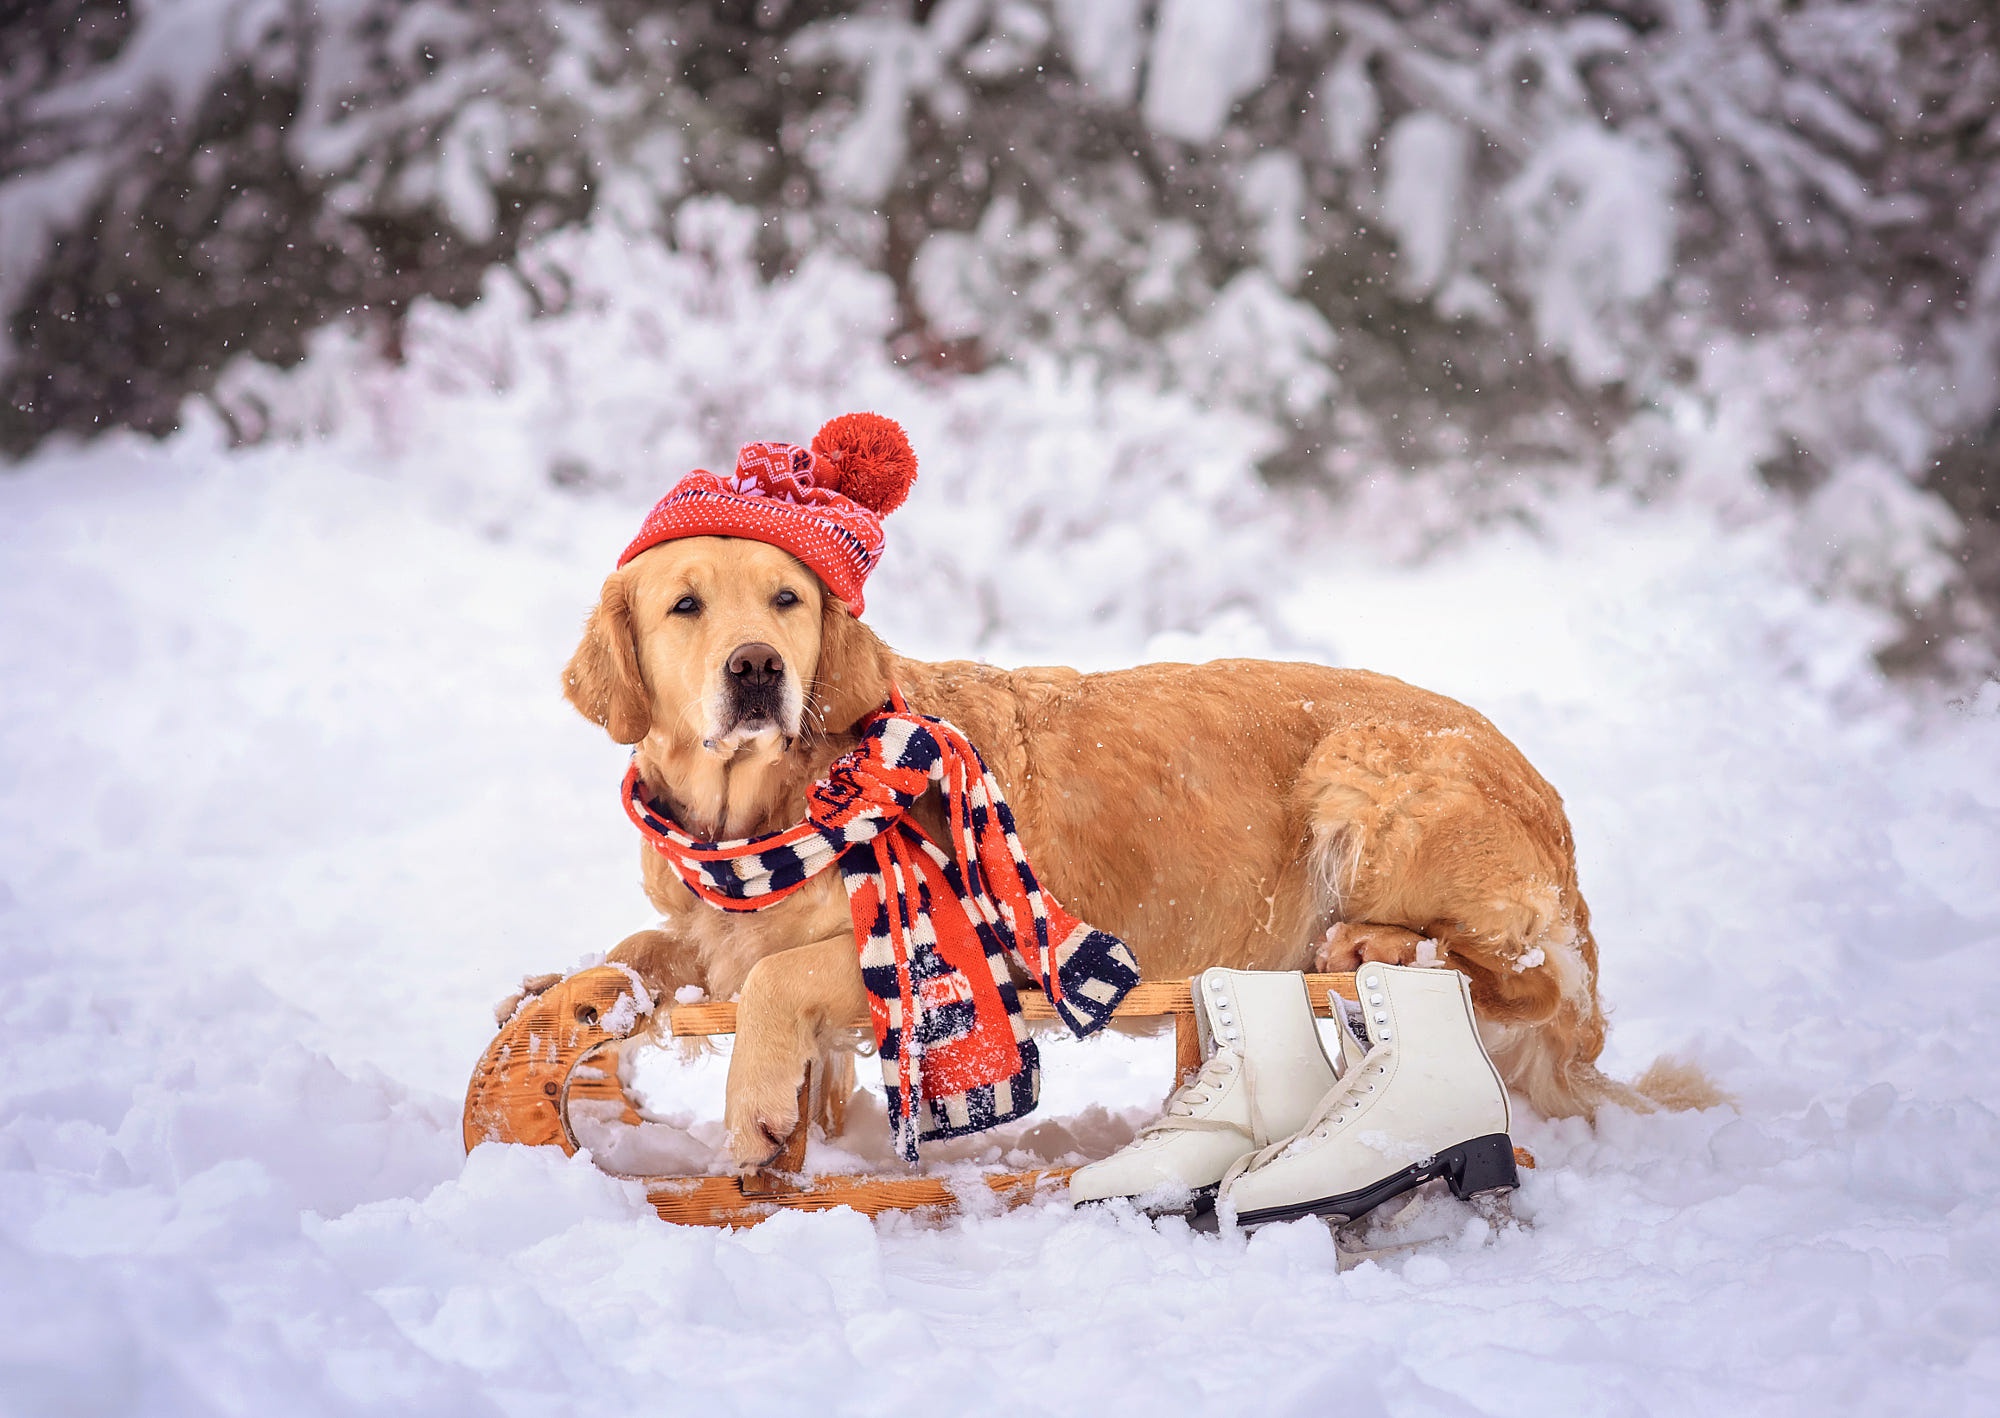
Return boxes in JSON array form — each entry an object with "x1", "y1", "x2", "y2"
[
  {"x1": 562, "y1": 574, "x2": 650, "y2": 744},
  {"x1": 810, "y1": 597, "x2": 892, "y2": 736}
]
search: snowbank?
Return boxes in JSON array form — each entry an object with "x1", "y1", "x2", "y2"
[{"x1": 3, "y1": 219, "x2": 1998, "y2": 1414}]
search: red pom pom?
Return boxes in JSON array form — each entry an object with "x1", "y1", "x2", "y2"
[{"x1": 811, "y1": 412, "x2": 917, "y2": 516}]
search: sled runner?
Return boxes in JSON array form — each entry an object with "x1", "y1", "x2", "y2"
[{"x1": 464, "y1": 966, "x2": 1530, "y2": 1227}]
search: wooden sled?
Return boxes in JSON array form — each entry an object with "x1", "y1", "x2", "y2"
[{"x1": 463, "y1": 966, "x2": 1531, "y2": 1227}]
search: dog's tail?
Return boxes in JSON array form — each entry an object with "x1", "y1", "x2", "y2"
[
  {"x1": 1559, "y1": 1056, "x2": 1731, "y2": 1118},
  {"x1": 1495, "y1": 1025, "x2": 1729, "y2": 1119},
  {"x1": 1629, "y1": 1055, "x2": 1730, "y2": 1112}
]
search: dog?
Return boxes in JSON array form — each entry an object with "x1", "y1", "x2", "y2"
[{"x1": 562, "y1": 533, "x2": 1688, "y2": 1169}]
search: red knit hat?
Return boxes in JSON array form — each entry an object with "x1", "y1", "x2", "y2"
[{"x1": 617, "y1": 413, "x2": 918, "y2": 615}]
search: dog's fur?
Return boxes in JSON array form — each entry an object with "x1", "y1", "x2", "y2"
[{"x1": 565, "y1": 535, "x2": 1690, "y2": 1168}]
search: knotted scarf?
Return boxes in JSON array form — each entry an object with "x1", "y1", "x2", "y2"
[{"x1": 623, "y1": 691, "x2": 1142, "y2": 1161}]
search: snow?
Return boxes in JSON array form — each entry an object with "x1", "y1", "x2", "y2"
[
  {"x1": 1237, "y1": 151, "x2": 1311, "y2": 291},
  {"x1": 1504, "y1": 124, "x2": 1680, "y2": 386},
  {"x1": 4, "y1": 213, "x2": 2000, "y2": 1415},
  {"x1": 1141, "y1": 0, "x2": 1276, "y2": 145},
  {"x1": 790, "y1": 3, "x2": 995, "y2": 209},
  {"x1": 1050, "y1": 0, "x2": 1146, "y2": 106},
  {"x1": 0, "y1": 153, "x2": 109, "y2": 371},
  {"x1": 23, "y1": 0, "x2": 249, "y2": 127},
  {"x1": 1380, "y1": 111, "x2": 1472, "y2": 298},
  {"x1": 1320, "y1": 42, "x2": 1381, "y2": 170}
]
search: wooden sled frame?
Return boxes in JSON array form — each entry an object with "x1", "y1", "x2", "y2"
[{"x1": 464, "y1": 966, "x2": 1528, "y2": 1227}]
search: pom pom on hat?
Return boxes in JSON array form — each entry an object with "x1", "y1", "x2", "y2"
[{"x1": 811, "y1": 412, "x2": 918, "y2": 516}]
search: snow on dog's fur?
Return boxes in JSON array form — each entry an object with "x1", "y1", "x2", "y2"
[{"x1": 563, "y1": 534, "x2": 1709, "y2": 1167}]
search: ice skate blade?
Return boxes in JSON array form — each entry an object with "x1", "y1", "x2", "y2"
[
  {"x1": 1075, "y1": 1182, "x2": 1219, "y2": 1221},
  {"x1": 1228, "y1": 1132, "x2": 1520, "y2": 1232}
]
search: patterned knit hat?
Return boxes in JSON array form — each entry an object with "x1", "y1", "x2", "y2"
[{"x1": 617, "y1": 412, "x2": 918, "y2": 615}]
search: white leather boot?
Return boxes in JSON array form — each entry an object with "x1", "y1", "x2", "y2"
[
  {"x1": 1218, "y1": 962, "x2": 1518, "y2": 1229},
  {"x1": 1069, "y1": 969, "x2": 1340, "y2": 1213}
]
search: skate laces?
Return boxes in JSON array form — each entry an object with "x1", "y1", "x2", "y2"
[
  {"x1": 1234, "y1": 1042, "x2": 1395, "y2": 1178},
  {"x1": 1137, "y1": 1048, "x2": 1258, "y2": 1140},
  {"x1": 1137, "y1": 1043, "x2": 1297, "y2": 1145}
]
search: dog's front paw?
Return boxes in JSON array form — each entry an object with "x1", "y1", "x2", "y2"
[
  {"x1": 607, "y1": 928, "x2": 703, "y2": 1000},
  {"x1": 724, "y1": 1073, "x2": 805, "y2": 1172},
  {"x1": 1314, "y1": 923, "x2": 1432, "y2": 972}
]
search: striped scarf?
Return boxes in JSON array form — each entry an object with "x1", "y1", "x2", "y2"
[{"x1": 623, "y1": 690, "x2": 1142, "y2": 1162}]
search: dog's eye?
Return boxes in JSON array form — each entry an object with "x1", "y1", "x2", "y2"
[
  {"x1": 774, "y1": 588, "x2": 799, "y2": 608},
  {"x1": 671, "y1": 595, "x2": 700, "y2": 616}
]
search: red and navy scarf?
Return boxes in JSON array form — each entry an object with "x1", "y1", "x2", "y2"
[{"x1": 623, "y1": 690, "x2": 1141, "y2": 1162}]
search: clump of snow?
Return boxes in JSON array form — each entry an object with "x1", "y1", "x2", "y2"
[
  {"x1": 1379, "y1": 111, "x2": 1472, "y2": 298},
  {"x1": 597, "y1": 991, "x2": 643, "y2": 1040},
  {"x1": 3, "y1": 209, "x2": 1998, "y2": 1414},
  {"x1": 1238, "y1": 150, "x2": 1311, "y2": 291},
  {"x1": 1051, "y1": 0, "x2": 1146, "y2": 105},
  {"x1": 602, "y1": 961, "x2": 655, "y2": 1026},
  {"x1": 1503, "y1": 124, "x2": 1679, "y2": 386},
  {"x1": 0, "y1": 153, "x2": 108, "y2": 368},
  {"x1": 1141, "y1": 0, "x2": 1275, "y2": 144},
  {"x1": 1355, "y1": 1130, "x2": 1442, "y2": 1167}
]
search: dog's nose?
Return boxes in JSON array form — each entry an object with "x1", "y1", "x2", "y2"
[{"x1": 727, "y1": 642, "x2": 785, "y2": 689}]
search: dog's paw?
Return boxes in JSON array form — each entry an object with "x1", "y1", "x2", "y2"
[
  {"x1": 492, "y1": 972, "x2": 564, "y2": 1026},
  {"x1": 1314, "y1": 923, "x2": 1433, "y2": 972},
  {"x1": 606, "y1": 928, "x2": 701, "y2": 1000},
  {"x1": 724, "y1": 1074, "x2": 805, "y2": 1172}
]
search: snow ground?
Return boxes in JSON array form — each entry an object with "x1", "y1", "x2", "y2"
[{"x1": 4, "y1": 220, "x2": 2000, "y2": 1416}]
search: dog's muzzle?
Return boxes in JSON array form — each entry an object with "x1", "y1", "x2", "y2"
[{"x1": 723, "y1": 640, "x2": 788, "y2": 729}]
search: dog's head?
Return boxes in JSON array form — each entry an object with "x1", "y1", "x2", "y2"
[{"x1": 562, "y1": 534, "x2": 889, "y2": 754}]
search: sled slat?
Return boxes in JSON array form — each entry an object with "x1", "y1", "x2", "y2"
[
  {"x1": 664, "y1": 974, "x2": 1361, "y2": 1038},
  {"x1": 647, "y1": 1167, "x2": 1077, "y2": 1227}
]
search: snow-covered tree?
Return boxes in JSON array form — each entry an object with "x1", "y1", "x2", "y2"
[{"x1": 2, "y1": 0, "x2": 1995, "y2": 669}]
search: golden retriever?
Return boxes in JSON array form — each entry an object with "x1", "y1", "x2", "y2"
[{"x1": 563, "y1": 534, "x2": 1684, "y2": 1169}]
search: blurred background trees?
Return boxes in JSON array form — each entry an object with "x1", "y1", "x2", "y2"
[{"x1": 4, "y1": 0, "x2": 1996, "y2": 673}]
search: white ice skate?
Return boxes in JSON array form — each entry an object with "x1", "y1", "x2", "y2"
[
  {"x1": 1218, "y1": 962, "x2": 1519, "y2": 1229},
  {"x1": 1069, "y1": 968, "x2": 1343, "y2": 1214}
]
